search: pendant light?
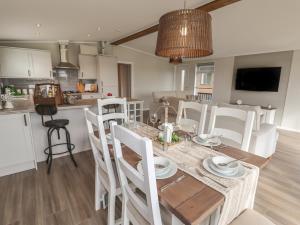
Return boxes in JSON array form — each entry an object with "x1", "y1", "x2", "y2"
[{"x1": 155, "y1": 1, "x2": 213, "y2": 61}]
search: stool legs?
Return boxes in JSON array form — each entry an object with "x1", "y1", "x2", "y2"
[
  {"x1": 47, "y1": 128, "x2": 55, "y2": 174},
  {"x1": 63, "y1": 127, "x2": 78, "y2": 167},
  {"x1": 46, "y1": 126, "x2": 77, "y2": 174}
]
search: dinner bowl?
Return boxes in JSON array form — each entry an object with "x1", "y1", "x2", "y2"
[
  {"x1": 154, "y1": 157, "x2": 171, "y2": 175},
  {"x1": 211, "y1": 156, "x2": 240, "y2": 173}
]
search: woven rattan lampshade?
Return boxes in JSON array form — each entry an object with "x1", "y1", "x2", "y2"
[{"x1": 155, "y1": 9, "x2": 213, "y2": 58}]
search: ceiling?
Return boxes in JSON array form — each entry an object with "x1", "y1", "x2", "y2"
[
  {"x1": 1, "y1": 0, "x2": 300, "y2": 59},
  {"x1": 0, "y1": 0, "x2": 208, "y2": 41},
  {"x1": 125, "y1": 0, "x2": 300, "y2": 58}
]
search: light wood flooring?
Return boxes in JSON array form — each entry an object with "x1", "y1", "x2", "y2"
[{"x1": 0, "y1": 130, "x2": 299, "y2": 225}]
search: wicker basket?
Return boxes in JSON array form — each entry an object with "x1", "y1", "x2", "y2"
[{"x1": 33, "y1": 83, "x2": 63, "y2": 105}]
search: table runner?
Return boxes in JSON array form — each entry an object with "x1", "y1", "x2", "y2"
[{"x1": 131, "y1": 123, "x2": 260, "y2": 225}]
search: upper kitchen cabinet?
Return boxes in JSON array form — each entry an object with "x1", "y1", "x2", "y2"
[
  {"x1": 30, "y1": 50, "x2": 53, "y2": 79},
  {"x1": 0, "y1": 47, "x2": 31, "y2": 78},
  {"x1": 78, "y1": 54, "x2": 97, "y2": 79},
  {"x1": 0, "y1": 46, "x2": 53, "y2": 79},
  {"x1": 97, "y1": 55, "x2": 118, "y2": 85}
]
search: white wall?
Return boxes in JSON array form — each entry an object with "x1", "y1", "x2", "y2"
[
  {"x1": 282, "y1": 50, "x2": 300, "y2": 131},
  {"x1": 231, "y1": 51, "x2": 293, "y2": 125},
  {"x1": 113, "y1": 46, "x2": 174, "y2": 109}
]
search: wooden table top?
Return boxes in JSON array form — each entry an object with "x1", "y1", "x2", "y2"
[{"x1": 104, "y1": 128, "x2": 269, "y2": 225}]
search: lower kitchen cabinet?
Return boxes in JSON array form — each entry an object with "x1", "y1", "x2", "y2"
[{"x1": 0, "y1": 113, "x2": 36, "y2": 177}]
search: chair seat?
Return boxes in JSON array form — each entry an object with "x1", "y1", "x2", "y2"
[
  {"x1": 45, "y1": 119, "x2": 69, "y2": 128},
  {"x1": 230, "y1": 209, "x2": 275, "y2": 225}
]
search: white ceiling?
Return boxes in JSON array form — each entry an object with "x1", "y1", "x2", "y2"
[
  {"x1": 0, "y1": 0, "x2": 208, "y2": 41},
  {"x1": 1, "y1": 0, "x2": 300, "y2": 59},
  {"x1": 125, "y1": 0, "x2": 300, "y2": 58}
]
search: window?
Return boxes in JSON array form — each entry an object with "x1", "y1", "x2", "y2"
[{"x1": 194, "y1": 63, "x2": 214, "y2": 101}]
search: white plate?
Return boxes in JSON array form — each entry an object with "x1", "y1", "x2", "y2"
[
  {"x1": 208, "y1": 159, "x2": 239, "y2": 176},
  {"x1": 202, "y1": 158, "x2": 246, "y2": 179},
  {"x1": 192, "y1": 136, "x2": 221, "y2": 147},
  {"x1": 137, "y1": 157, "x2": 178, "y2": 180}
]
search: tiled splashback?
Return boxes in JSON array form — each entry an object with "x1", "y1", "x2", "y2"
[{"x1": 0, "y1": 71, "x2": 96, "y2": 93}]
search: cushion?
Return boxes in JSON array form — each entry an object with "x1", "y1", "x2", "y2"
[
  {"x1": 230, "y1": 209, "x2": 275, "y2": 225},
  {"x1": 44, "y1": 119, "x2": 69, "y2": 128}
]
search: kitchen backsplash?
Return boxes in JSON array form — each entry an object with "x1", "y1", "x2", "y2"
[{"x1": 0, "y1": 72, "x2": 96, "y2": 93}]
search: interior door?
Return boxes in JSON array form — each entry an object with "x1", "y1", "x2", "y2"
[
  {"x1": 118, "y1": 63, "x2": 131, "y2": 98},
  {"x1": 31, "y1": 50, "x2": 52, "y2": 79},
  {"x1": 0, "y1": 47, "x2": 31, "y2": 78}
]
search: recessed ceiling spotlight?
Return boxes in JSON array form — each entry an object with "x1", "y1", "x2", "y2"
[
  {"x1": 97, "y1": 26, "x2": 101, "y2": 31},
  {"x1": 36, "y1": 23, "x2": 41, "y2": 28},
  {"x1": 87, "y1": 34, "x2": 91, "y2": 37}
]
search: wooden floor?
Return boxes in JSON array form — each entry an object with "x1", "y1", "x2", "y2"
[{"x1": 0, "y1": 130, "x2": 299, "y2": 225}]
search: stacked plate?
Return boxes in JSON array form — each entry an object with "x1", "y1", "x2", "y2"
[
  {"x1": 192, "y1": 134, "x2": 221, "y2": 147},
  {"x1": 137, "y1": 156, "x2": 178, "y2": 179},
  {"x1": 203, "y1": 156, "x2": 246, "y2": 178}
]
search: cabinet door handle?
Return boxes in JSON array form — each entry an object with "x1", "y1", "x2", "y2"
[
  {"x1": 28, "y1": 70, "x2": 31, "y2": 77},
  {"x1": 50, "y1": 71, "x2": 52, "y2": 77},
  {"x1": 24, "y1": 114, "x2": 27, "y2": 126},
  {"x1": 82, "y1": 72, "x2": 83, "y2": 77}
]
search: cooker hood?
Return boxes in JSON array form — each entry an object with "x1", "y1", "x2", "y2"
[{"x1": 54, "y1": 41, "x2": 78, "y2": 70}]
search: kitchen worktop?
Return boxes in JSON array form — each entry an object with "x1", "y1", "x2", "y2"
[
  {"x1": 0, "y1": 98, "x2": 143, "y2": 115},
  {"x1": 0, "y1": 99, "x2": 98, "y2": 115}
]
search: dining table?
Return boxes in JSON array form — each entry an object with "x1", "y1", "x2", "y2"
[{"x1": 108, "y1": 122, "x2": 269, "y2": 225}]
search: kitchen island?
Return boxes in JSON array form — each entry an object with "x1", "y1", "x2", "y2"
[{"x1": 0, "y1": 98, "x2": 144, "y2": 176}]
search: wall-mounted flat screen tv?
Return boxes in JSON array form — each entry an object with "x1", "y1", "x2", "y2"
[{"x1": 235, "y1": 67, "x2": 281, "y2": 92}]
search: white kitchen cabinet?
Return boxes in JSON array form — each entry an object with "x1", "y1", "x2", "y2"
[
  {"x1": 0, "y1": 113, "x2": 36, "y2": 177},
  {"x1": 0, "y1": 46, "x2": 52, "y2": 79},
  {"x1": 0, "y1": 47, "x2": 31, "y2": 78},
  {"x1": 30, "y1": 50, "x2": 53, "y2": 79},
  {"x1": 97, "y1": 55, "x2": 118, "y2": 96},
  {"x1": 78, "y1": 54, "x2": 97, "y2": 79}
]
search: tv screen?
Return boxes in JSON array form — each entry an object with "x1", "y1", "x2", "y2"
[{"x1": 235, "y1": 67, "x2": 281, "y2": 92}]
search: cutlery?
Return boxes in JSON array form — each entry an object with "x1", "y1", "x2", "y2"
[
  {"x1": 217, "y1": 157, "x2": 248, "y2": 167},
  {"x1": 196, "y1": 168, "x2": 228, "y2": 188},
  {"x1": 160, "y1": 174, "x2": 185, "y2": 192}
]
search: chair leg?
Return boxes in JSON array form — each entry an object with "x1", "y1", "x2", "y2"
[
  {"x1": 47, "y1": 128, "x2": 55, "y2": 174},
  {"x1": 64, "y1": 127, "x2": 78, "y2": 167},
  {"x1": 122, "y1": 196, "x2": 129, "y2": 225},
  {"x1": 95, "y1": 165, "x2": 107, "y2": 210},
  {"x1": 107, "y1": 191, "x2": 116, "y2": 225}
]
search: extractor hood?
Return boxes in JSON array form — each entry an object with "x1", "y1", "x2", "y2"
[{"x1": 54, "y1": 41, "x2": 78, "y2": 70}]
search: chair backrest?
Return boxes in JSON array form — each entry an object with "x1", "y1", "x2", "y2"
[
  {"x1": 84, "y1": 108, "x2": 117, "y2": 190},
  {"x1": 208, "y1": 106, "x2": 255, "y2": 151},
  {"x1": 176, "y1": 100, "x2": 208, "y2": 134},
  {"x1": 97, "y1": 98, "x2": 128, "y2": 124},
  {"x1": 110, "y1": 121, "x2": 162, "y2": 225},
  {"x1": 35, "y1": 104, "x2": 57, "y2": 125}
]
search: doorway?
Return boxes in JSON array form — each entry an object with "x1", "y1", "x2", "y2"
[{"x1": 118, "y1": 63, "x2": 132, "y2": 98}]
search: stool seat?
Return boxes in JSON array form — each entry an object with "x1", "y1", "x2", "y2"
[{"x1": 45, "y1": 119, "x2": 69, "y2": 128}]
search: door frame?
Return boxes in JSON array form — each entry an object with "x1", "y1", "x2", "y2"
[{"x1": 118, "y1": 61, "x2": 134, "y2": 98}]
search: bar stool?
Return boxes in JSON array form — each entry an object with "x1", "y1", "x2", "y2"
[{"x1": 35, "y1": 104, "x2": 78, "y2": 174}]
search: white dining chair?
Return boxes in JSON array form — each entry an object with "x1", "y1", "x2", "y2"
[
  {"x1": 208, "y1": 106, "x2": 255, "y2": 151},
  {"x1": 176, "y1": 100, "x2": 208, "y2": 134},
  {"x1": 230, "y1": 209, "x2": 275, "y2": 225},
  {"x1": 98, "y1": 98, "x2": 128, "y2": 126},
  {"x1": 84, "y1": 107, "x2": 123, "y2": 225},
  {"x1": 110, "y1": 121, "x2": 170, "y2": 225}
]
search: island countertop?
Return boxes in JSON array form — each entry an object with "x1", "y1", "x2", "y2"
[
  {"x1": 0, "y1": 99, "x2": 98, "y2": 115},
  {"x1": 0, "y1": 98, "x2": 143, "y2": 115}
]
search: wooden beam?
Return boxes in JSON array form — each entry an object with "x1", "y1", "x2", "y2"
[{"x1": 111, "y1": 0, "x2": 241, "y2": 45}]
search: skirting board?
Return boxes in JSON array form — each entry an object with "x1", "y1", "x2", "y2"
[{"x1": 0, "y1": 160, "x2": 36, "y2": 177}]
